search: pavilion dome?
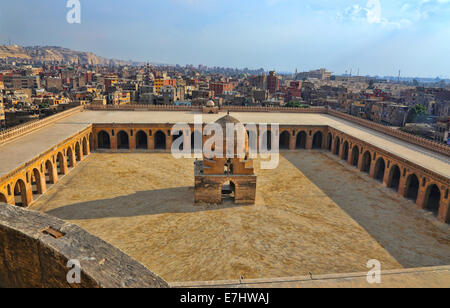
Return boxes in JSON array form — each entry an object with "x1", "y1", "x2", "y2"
[
  {"x1": 213, "y1": 114, "x2": 248, "y2": 157},
  {"x1": 215, "y1": 114, "x2": 241, "y2": 128}
]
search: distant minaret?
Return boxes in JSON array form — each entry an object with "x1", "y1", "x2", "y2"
[{"x1": 398, "y1": 70, "x2": 401, "y2": 83}]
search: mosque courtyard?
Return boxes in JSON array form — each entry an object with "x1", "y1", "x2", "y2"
[{"x1": 31, "y1": 151, "x2": 450, "y2": 283}]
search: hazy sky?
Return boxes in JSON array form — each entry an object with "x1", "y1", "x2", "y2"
[{"x1": 1, "y1": 0, "x2": 449, "y2": 77}]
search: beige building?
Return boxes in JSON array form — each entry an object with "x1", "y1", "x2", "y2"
[
  {"x1": 297, "y1": 68, "x2": 332, "y2": 80},
  {"x1": 3, "y1": 75, "x2": 41, "y2": 89}
]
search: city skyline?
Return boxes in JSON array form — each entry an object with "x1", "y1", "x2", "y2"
[{"x1": 1, "y1": 0, "x2": 450, "y2": 78}]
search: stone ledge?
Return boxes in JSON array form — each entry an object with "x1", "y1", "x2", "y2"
[
  {"x1": 169, "y1": 266, "x2": 450, "y2": 288},
  {"x1": 0, "y1": 203, "x2": 169, "y2": 288}
]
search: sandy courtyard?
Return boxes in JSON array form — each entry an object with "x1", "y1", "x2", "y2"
[{"x1": 31, "y1": 152, "x2": 450, "y2": 283}]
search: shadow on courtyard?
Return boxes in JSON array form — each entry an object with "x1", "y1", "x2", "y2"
[
  {"x1": 283, "y1": 151, "x2": 450, "y2": 269},
  {"x1": 46, "y1": 187, "x2": 245, "y2": 220}
]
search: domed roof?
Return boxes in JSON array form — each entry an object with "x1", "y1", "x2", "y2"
[
  {"x1": 215, "y1": 114, "x2": 241, "y2": 127},
  {"x1": 206, "y1": 100, "x2": 215, "y2": 107}
]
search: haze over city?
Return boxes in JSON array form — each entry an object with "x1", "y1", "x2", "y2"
[
  {"x1": 0, "y1": 0, "x2": 450, "y2": 292},
  {"x1": 1, "y1": 0, "x2": 450, "y2": 77}
]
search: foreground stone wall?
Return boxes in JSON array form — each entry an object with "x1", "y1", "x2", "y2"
[{"x1": 0, "y1": 203, "x2": 169, "y2": 288}]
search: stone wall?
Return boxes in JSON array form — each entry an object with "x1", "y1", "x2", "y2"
[
  {"x1": 85, "y1": 104, "x2": 327, "y2": 114},
  {"x1": 86, "y1": 104, "x2": 199, "y2": 112},
  {"x1": 0, "y1": 203, "x2": 169, "y2": 288}
]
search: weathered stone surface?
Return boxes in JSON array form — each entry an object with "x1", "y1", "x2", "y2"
[{"x1": 0, "y1": 203, "x2": 169, "y2": 288}]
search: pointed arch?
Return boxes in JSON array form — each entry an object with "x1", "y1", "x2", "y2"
[
  {"x1": 333, "y1": 137, "x2": 341, "y2": 155},
  {"x1": 97, "y1": 130, "x2": 111, "y2": 149},
  {"x1": 279, "y1": 131, "x2": 290, "y2": 150},
  {"x1": 261, "y1": 131, "x2": 272, "y2": 151},
  {"x1": 45, "y1": 160, "x2": 56, "y2": 185},
  {"x1": 31, "y1": 168, "x2": 43, "y2": 195},
  {"x1": 0, "y1": 193, "x2": 7, "y2": 204},
  {"x1": 89, "y1": 132, "x2": 94, "y2": 151},
  {"x1": 154, "y1": 130, "x2": 167, "y2": 150},
  {"x1": 82, "y1": 137, "x2": 88, "y2": 155},
  {"x1": 191, "y1": 130, "x2": 203, "y2": 154},
  {"x1": 136, "y1": 130, "x2": 148, "y2": 150},
  {"x1": 312, "y1": 131, "x2": 323, "y2": 149},
  {"x1": 361, "y1": 151, "x2": 371, "y2": 173},
  {"x1": 75, "y1": 142, "x2": 81, "y2": 161},
  {"x1": 374, "y1": 158, "x2": 386, "y2": 182},
  {"x1": 424, "y1": 184, "x2": 441, "y2": 216},
  {"x1": 67, "y1": 146, "x2": 75, "y2": 168},
  {"x1": 405, "y1": 174, "x2": 420, "y2": 202},
  {"x1": 13, "y1": 179, "x2": 28, "y2": 207},
  {"x1": 56, "y1": 152, "x2": 65, "y2": 175},
  {"x1": 172, "y1": 131, "x2": 185, "y2": 151},
  {"x1": 296, "y1": 131, "x2": 307, "y2": 149},
  {"x1": 350, "y1": 145, "x2": 359, "y2": 166},
  {"x1": 387, "y1": 165, "x2": 401, "y2": 191},
  {"x1": 117, "y1": 131, "x2": 129, "y2": 150},
  {"x1": 327, "y1": 133, "x2": 333, "y2": 151},
  {"x1": 342, "y1": 141, "x2": 349, "y2": 161}
]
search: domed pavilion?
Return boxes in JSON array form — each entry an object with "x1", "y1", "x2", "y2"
[{"x1": 194, "y1": 114, "x2": 257, "y2": 205}]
